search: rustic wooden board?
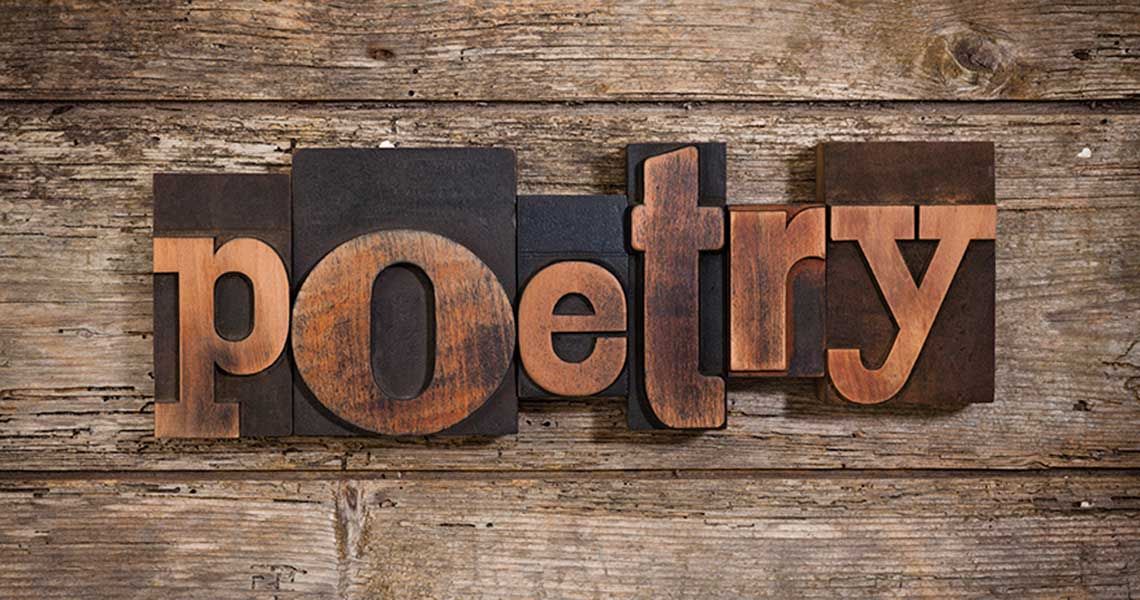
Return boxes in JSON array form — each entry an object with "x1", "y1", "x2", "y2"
[
  {"x1": 1, "y1": 1, "x2": 1138, "y2": 102},
  {"x1": 0, "y1": 102, "x2": 1137, "y2": 470},
  {"x1": 1, "y1": 472, "x2": 1138, "y2": 598}
]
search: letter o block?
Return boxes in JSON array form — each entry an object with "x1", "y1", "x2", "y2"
[{"x1": 291, "y1": 230, "x2": 515, "y2": 435}]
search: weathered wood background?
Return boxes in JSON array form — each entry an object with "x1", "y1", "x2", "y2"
[{"x1": 1, "y1": 1, "x2": 1138, "y2": 598}]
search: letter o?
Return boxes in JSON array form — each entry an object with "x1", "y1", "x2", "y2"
[{"x1": 292, "y1": 230, "x2": 514, "y2": 435}]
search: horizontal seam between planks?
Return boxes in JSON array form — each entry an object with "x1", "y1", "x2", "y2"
[
  {"x1": 0, "y1": 467, "x2": 1139, "y2": 482},
  {"x1": 0, "y1": 98, "x2": 1139, "y2": 111}
]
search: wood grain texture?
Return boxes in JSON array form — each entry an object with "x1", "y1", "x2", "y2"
[
  {"x1": 516, "y1": 194, "x2": 631, "y2": 399},
  {"x1": 152, "y1": 173, "x2": 293, "y2": 437},
  {"x1": 0, "y1": 102, "x2": 1137, "y2": 470},
  {"x1": 729, "y1": 205, "x2": 825, "y2": 377},
  {"x1": 1, "y1": 472, "x2": 1139, "y2": 598},
  {"x1": 1, "y1": 1, "x2": 1138, "y2": 102},
  {"x1": 2, "y1": 3, "x2": 1138, "y2": 594},
  {"x1": 152, "y1": 237, "x2": 290, "y2": 438},
  {"x1": 289, "y1": 148, "x2": 519, "y2": 436},
  {"x1": 292, "y1": 230, "x2": 515, "y2": 436},
  {"x1": 518, "y1": 261, "x2": 627, "y2": 398},
  {"x1": 631, "y1": 146, "x2": 725, "y2": 429}
]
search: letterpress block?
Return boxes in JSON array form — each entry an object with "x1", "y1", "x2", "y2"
[
  {"x1": 153, "y1": 174, "x2": 293, "y2": 437},
  {"x1": 626, "y1": 143, "x2": 727, "y2": 429},
  {"x1": 517, "y1": 195, "x2": 630, "y2": 398},
  {"x1": 818, "y1": 142, "x2": 996, "y2": 407},
  {"x1": 728, "y1": 205, "x2": 825, "y2": 378},
  {"x1": 290, "y1": 148, "x2": 518, "y2": 436}
]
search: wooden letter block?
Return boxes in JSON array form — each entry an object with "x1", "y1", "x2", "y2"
[
  {"x1": 519, "y1": 261, "x2": 627, "y2": 397},
  {"x1": 290, "y1": 148, "x2": 518, "y2": 436},
  {"x1": 728, "y1": 205, "x2": 825, "y2": 377},
  {"x1": 819, "y1": 142, "x2": 996, "y2": 407},
  {"x1": 152, "y1": 174, "x2": 292, "y2": 438},
  {"x1": 516, "y1": 195, "x2": 630, "y2": 398},
  {"x1": 292, "y1": 231, "x2": 515, "y2": 435},
  {"x1": 627, "y1": 143, "x2": 727, "y2": 429}
]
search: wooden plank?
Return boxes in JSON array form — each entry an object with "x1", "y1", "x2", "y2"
[
  {"x1": 0, "y1": 102, "x2": 1137, "y2": 470},
  {"x1": 1, "y1": 472, "x2": 1138, "y2": 598},
  {"x1": 289, "y1": 148, "x2": 518, "y2": 436},
  {"x1": 1, "y1": 1, "x2": 1138, "y2": 101}
]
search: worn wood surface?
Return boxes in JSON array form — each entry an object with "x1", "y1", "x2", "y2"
[
  {"x1": 0, "y1": 102, "x2": 1137, "y2": 470},
  {"x1": 631, "y1": 146, "x2": 726, "y2": 429},
  {"x1": 1, "y1": 2, "x2": 1138, "y2": 593},
  {"x1": 728, "y1": 205, "x2": 825, "y2": 377},
  {"x1": 1, "y1": 472, "x2": 1139, "y2": 598},
  {"x1": 152, "y1": 173, "x2": 294, "y2": 437},
  {"x1": 1, "y1": 1, "x2": 1138, "y2": 101}
]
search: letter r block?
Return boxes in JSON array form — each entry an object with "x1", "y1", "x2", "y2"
[{"x1": 728, "y1": 205, "x2": 826, "y2": 378}]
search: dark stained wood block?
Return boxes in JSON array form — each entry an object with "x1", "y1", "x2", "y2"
[
  {"x1": 728, "y1": 205, "x2": 825, "y2": 378},
  {"x1": 817, "y1": 141, "x2": 995, "y2": 205},
  {"x1": 290, "y1": 148, "x2": 518, "y2": 436},
  {"x1": 818, "y1": 142, "x2": 996, "y2": 408},
  {"x1": 517, "y1": 195, "x2": 630, "y2": 399},
  {"x1": 153, "y1": 173, "x2": 293, "y2": 437},
  {"x1": 626, "y1": 143, "x2": 727, "y2": 429}
]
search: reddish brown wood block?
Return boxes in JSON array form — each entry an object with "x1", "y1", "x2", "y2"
[
  {"x1": 291, "y1": 230, "x2": 515, "y2": 436},
  {"x1": 516, "y1": 195, "x2": 630, "y2": 399},
  {"x1": 152, "y1": 173, "x2": 293, "y2": 438},
  {"x1": 153, "y1": 237, "x2": 290, "y2": 438},
  {"x1": 518, "y1": 261, "x2": 627, "y2": 397},
  {"x1": 819, "y1": 142, "x2": 996, "y2": 408},
  {"x1": 729, "y1": 205, "x2": 825, "y2": 377},
  {"x1": 629, "y1": 145, "x2": 726, "y2": 429}
]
